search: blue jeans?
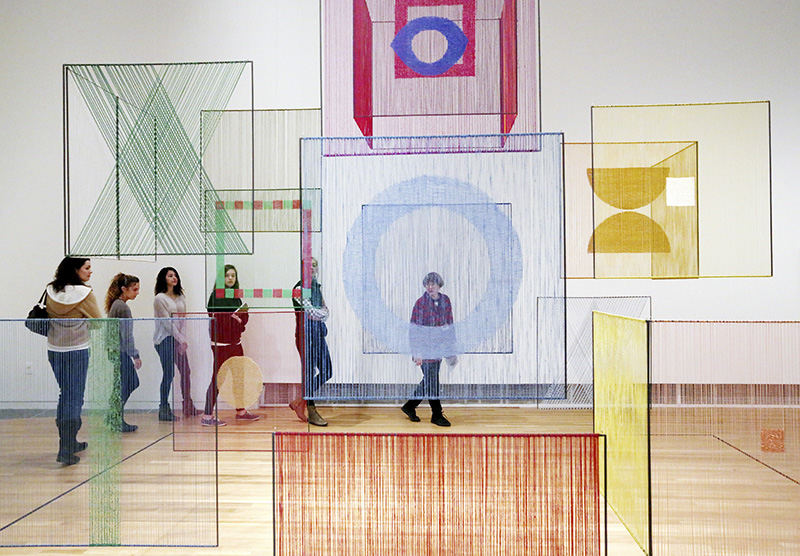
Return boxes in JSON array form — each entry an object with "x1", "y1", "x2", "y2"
[
  {"x1": 48, "y1": 349, "x2": 89, "y2": 422},
  {"x1": 120, "y1": 354, "x2": 140, "y2": 405},
  {"x1": 154, "y1": 336, "x2": 192, "y2": 407},
  {"x1": 405, "y1": 360, "x2": 443, "y2": 414},
  {"x1": 412, "y1": 360, "x2": 441, "y2": 399},
  {"x1": 303, "y1": 320, "x2": 333, "y2": 398}
]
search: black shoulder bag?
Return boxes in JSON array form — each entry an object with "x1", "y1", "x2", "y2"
[{"x1": 25, "y1": 290, "x2": 49, "y2": 336}]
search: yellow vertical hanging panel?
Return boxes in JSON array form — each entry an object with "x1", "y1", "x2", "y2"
[{"x1": 593, "y1": 311, "x2": 650, "y2": 554}]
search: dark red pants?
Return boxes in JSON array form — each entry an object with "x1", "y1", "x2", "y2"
[{"x1": 204, "y1": 343, "x2": 244, "y2": 414}]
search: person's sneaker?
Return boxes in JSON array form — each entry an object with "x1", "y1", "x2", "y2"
[
  {"x1": 121, "y1": 421, "x2": 138, "y2": 433},
  {"x1": 401, "y1": 405, "x2": 421, "y2": 422},
  {"x1": 235, "y1": 411, "x2": 261, "y2": 421},
  {"x1": 201, "y1": 417, "x2": 227, "y2": 427},
  {"x1": 431, "y1": 414, "x2": 451, "y2": 427}
]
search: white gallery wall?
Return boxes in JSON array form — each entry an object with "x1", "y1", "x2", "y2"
[{"x1": 0, "y1": 1, "x2": 798, "y2": 403}]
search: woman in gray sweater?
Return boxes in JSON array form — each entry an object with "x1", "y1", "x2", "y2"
[{"x1": 105, "y1": 273, "x2": 142, "y2": 432}]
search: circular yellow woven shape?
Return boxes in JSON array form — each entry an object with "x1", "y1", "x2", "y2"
[{"x1": 217, "y1": 356, "x2": 263, "y2": 409}]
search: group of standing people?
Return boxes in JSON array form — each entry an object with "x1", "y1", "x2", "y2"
[
  {"x1": 42, "y1": 256, "x2": 453, "y2": 466},
  {"x1": 42, "y1": 258, "x2": 263, "y2": 466}
]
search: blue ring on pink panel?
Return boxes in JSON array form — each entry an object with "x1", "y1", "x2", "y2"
[{"x1": 390, "y1": 16, "x2": 469, "y2": 76}]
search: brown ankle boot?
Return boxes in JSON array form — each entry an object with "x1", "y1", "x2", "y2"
[
  {"x1": 289, "y1": 398, "x2": 307, "y2": 422},
  {"x1": 307, "y1": 405, "x2": 328, "y2": 427}
]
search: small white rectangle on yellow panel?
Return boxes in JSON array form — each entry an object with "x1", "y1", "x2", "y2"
[{"x1": 665, "y1": 177, "x2": 696, "y2": 206}]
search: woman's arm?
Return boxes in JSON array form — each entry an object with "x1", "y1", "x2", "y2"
[
  {"x1": 81, "y1": 290, "x2": 103, "y2": 319},
  {"x1": 173, "y1": 295, "x2": 188, "y2": 344},
  {"x1": 120, "y1": 319, "x2": 140, "y2": 359},
  {"x1": 110, "y1": 300, "x2": 139, "y2": 359},
  {"x1": 153, "y1": 294, "x2": 170, "y2": 318},
  {"x1": 302, "y1": 298, "x2": 329, "y2": 321},
  {"x1": 444, "y1": 296, "x2": 454, "y2": 325},
  {"x1": 410, "y1": 297, "x2": 424, "y2": 325}
]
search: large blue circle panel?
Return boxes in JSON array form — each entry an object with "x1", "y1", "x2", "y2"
[{"x1": 343, "y1": 175, "x2": 523, "y2": 359}]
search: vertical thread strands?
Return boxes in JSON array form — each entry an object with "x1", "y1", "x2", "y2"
[
  {"x1": 649, "y1": 320, "x2": 800, "y2": 554},
  {"x1": 0, "y1": 317, "x2": 217, "y2": 547},
  {"x1": 592, "y1": 311, "x2": 650, "y2": 554},
  {"x1": 153, "y1": 115, "x2": 158, "y2": 254},
  {"x1": 274, "y1": 432, "x2": 602, "y2": 555},
  {"x1": 299, "y1": 133, "x2": 565, "y2": 401},
  {"x1": 200, "y1": 109, "x2": 321, "y2": 309},
  {"x1": 114, "y1": 96, "x2": 120, "y2": 259},
  {"x1": 88, "y1": 321, "x2": 120, "y2": 546}
]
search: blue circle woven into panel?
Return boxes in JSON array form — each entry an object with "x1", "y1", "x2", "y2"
[
  {"x1": 390, "y1": 16, "x2": 469, "y2": 76},
  {"x1": 343, "y1": 175, "x2": 522, "y2": 358}
]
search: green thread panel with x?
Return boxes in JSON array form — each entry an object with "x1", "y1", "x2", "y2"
[{"x1": 64, "y1": 62, "x2": 254, "y2": 256}]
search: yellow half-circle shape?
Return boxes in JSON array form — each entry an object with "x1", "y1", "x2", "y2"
[
  {"x1": 587, "y1": 167, "x2": 670, "y2": 210},
  {"x1": 588, "y1": 212, "x2": 671, "y2": 253}
]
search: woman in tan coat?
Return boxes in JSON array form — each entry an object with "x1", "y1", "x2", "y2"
[{"x1": 45, "y1": 257, "x2": 102, "y2": 465}]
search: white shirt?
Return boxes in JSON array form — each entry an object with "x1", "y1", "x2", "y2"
[{"x1": 152, "y1": 292, "x2": 188, "y2": 345}]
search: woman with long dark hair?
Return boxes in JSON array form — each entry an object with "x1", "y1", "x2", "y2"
[
  {"x1": 153, "y1": 267, "x2": 197, "y2": 421},
  {"x1": 105, "y1": 273, "x2": 142, "y2": 432},
  {"x1": 45, "y1": 257, "x2": 103, "y2": 465},
  {"x1": 203, "y1": 264, "x2": 259, "y2": 426}
]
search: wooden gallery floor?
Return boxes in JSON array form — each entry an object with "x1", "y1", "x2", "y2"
[{"x1": 0, "y1": 406, "x2": 796, "y2": 555}]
